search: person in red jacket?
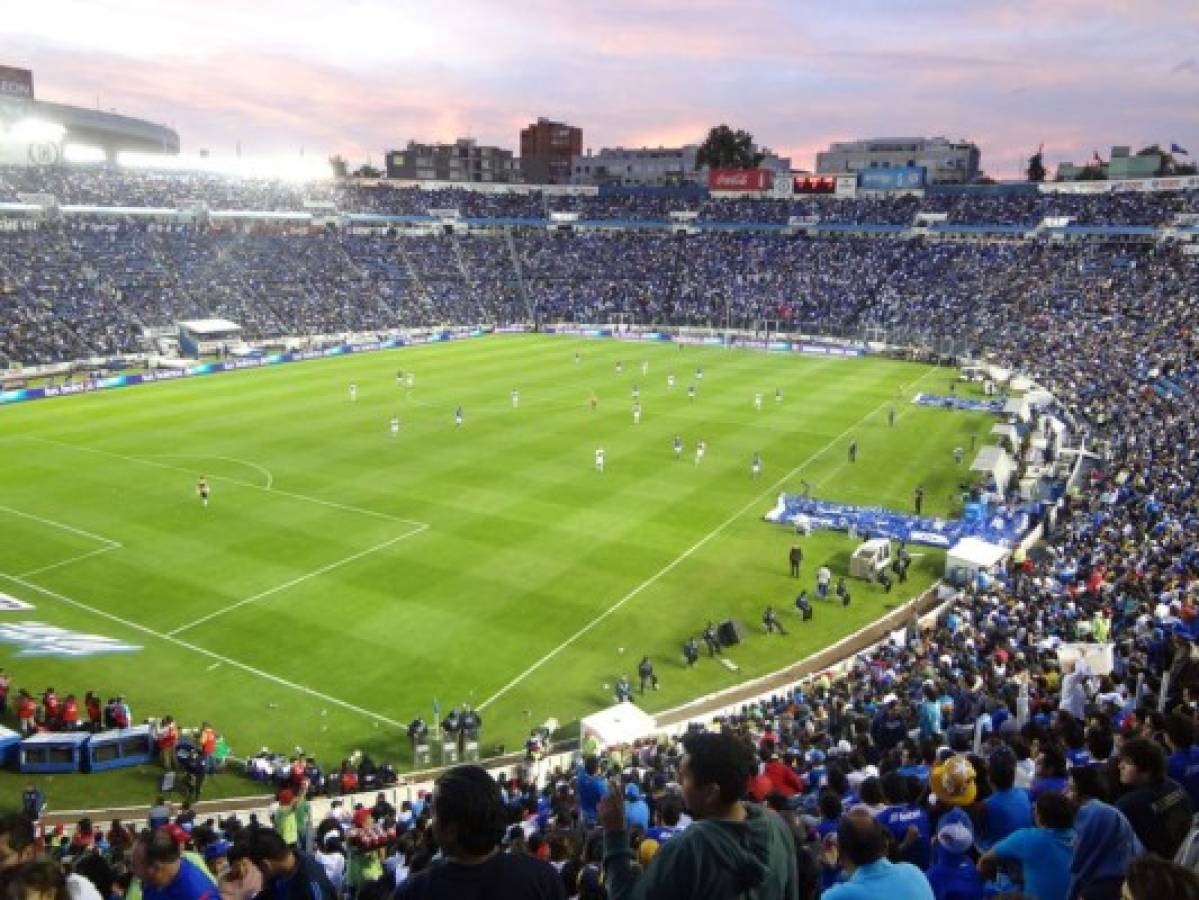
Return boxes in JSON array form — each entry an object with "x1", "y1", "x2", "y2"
[
  {"x1": 42, "y1": 687, "x2": 60, "y2": 728},
  {"x1": 61, "y1": 694, "x2": 80, "y2": 731},
  {"x1": 16, "y1": 690, "x2": 37, "y2": 735},
  {"x1": 85, "y1": 692, "x2": 102, "y2": 731},
  {"x1": 155, "y1": 716, "x2": 179, "y2": 770},
  {"x1": 0, "y1": 668, "x2": 10, "y2": 716},
  {"x1": 762, "y1": 750, "x2": 805, "y2": 798}
]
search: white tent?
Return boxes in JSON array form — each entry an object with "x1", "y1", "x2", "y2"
[
  {"x1": 945, "y1": 537, "x2": 1009, "y2": 583},
  {"x1": 580, "y1": 702, "x2": 657, "y2": 750},
  {"x1": 971, "y1": 445, "x2": 1017, "y2": 491},
  {"x1": 1003, "y1": 396, "x2": 1032, "y2": 421},
  {"x1": 990, "y1": 423, "x2": 1019, "y2": 451}
]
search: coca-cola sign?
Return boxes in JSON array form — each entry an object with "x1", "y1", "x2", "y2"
[{"x1": 708, "y1": 168, "x2": 771, "y2": 191}]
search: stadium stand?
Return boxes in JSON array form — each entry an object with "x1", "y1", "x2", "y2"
[{"x1": 2, "y1": 170, "x2": 1198, "y2": 898}]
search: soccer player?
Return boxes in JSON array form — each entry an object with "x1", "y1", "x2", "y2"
[
  {"x1": 590, "y1": 393, "x2": 598, "y2": 412},
  {"x1": 695, "y1": 366, "x2": 704, "y2": 381},
  {"x1": 695, "y1": 439, "x2": 706, "y2": 465},
  {"x1": 641, "y1": 360, "x2": 649, "y2": 376},
  {"x1": 775, "y1": 388, "x2": 783, "y2": 403},
  {"x1": 754, "y1": 392, "x2": 762, "y2": 411},
  {"x1": 615, "y1": 360, "x2": 623, "y2": 375},
  {"x1": 673, "y1": 435, "x2": 683, "y2": 460},
  {"x1": 688, "y1": 384, "x2": 696, "y2": 402},
  {"x1": 632, "y1": 383, "x2": 640, "y2": 400},
  {"x1": 848, "y1": 438, "x2": 857, "y2": 463},
  {"x1": 406, "y1": 373, "x2": 414, "y2": 388},
  {"x1": 751, "y1": 451, "x2": 762, "y2": 478},
  {"x1": 574, "y1": 351, "x2": 581, "y2": 365},
  {"x1": 196, "y1": 476, "x2": 210, "y2": 507},
  {"x1": 914, "y1": 484, "x2": 925, "y2": 515},
  {"x1": 888, "y1": 406, "x2": 896, "y2": 427},
  {"x1": 954, "y1": 446, "x2": 964, "y2": 464},
  {"x1": 682, "y1": 637, "x2": 699, "y2": 667},
  {"x1": 390, "y1": 415, "x2": 400, "y2": 437},
  {"x1": 763, "y1": 605, "x2": 787, "y2": 635},
  {"x1": 396, "y1": 369, "x2": 404, "y2": 387},
  {"x1": 595, "y1": 447, "x2": 605, "y2": 473},
  {"x1": 349, "y1": 383, "x2": 358, "y2": 402},
  {"x1": 632, "y1": 402, "x2": 641, "y2": 425},
  {"x1": 455, "y1": 405, "x2": 464, "y2": 428},
  {"x1": 667, "y1": 373, "x2": 675, "y2": 390},
  {"x1": 511, "y1": 388, "x2": 520, "y2": 409}
]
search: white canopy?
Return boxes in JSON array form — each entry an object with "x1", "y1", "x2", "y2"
[
  {"x1": 178, "y1": 318, "x2": 242, "y2": 335},
  {"x1": 945, "y1": 537, "x2": 1009, "y2": 581},
  {"x1": 971, "y1": 445, "x2": 1017, "y2": 491},
  {"x1": 1003, "y1": 396, "x2": 1032, "y2": 421},
  {"x1": 580, "y1": 702, "x2": 657, "y2": 750}
]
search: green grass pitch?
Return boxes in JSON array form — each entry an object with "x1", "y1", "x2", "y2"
[{"x1": 0, "y1": 335, "x2": 990, "y2": 809}]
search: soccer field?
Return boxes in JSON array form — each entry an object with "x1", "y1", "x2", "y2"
[{"x1": 0, "y1": 335, "x2": 989, "y2": 807}]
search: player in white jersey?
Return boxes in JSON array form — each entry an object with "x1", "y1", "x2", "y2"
[
  {"x1": 667, "y1": 373, "x2": 675, "y2": 390},
  {"x1": 632, "y1": 383, "x2": 640, "y2": 401},
  {"x1": 695, "y1": 366, "x2": 704, "y2": 381},
  {"x1": 754, "y1": 392, "x2": 762, "y2": 411},
  {"x1": 751, "y1": 451, "x2": 761, "y2": 478},
  {"x1": 455, "y1": 405, "x2": 464, "y2": 428},
  {"x1": 349, "y1": 383, "x2": 358, "y2": 402},
  {"x1": 574, "y1": 351, "x2": 581, "y2": 365},
  {"x1": 615, "y1": 360, "x2": 623, "y2": 375},
  {"x1": 775, "y1": 387, "x2": 783, "y2": 403},
  {"x1": 390, "y1": 415, "x2": 400, "y2": 437},
  {"x1": 641, "y1": 360, "x2": 649, "y2": 376},
  {"x1": 511, "y1": 388, "x2": 520, "y2": 408},
  {"x1": 406, "y1": 373, "x2": 414, "y2": 388},
  {"x1": 396, "y1": 369, "x2": 404, "y2": 387},
  {"x1": 695, "y1": 440, "x2": 706, "y2": 465},
  {"x1": 688, "y1": 384, "x2": 696, "y2": 402},
  {"x1": 595, "y1": 447, "x2": 605, "y2": 472},
  {"x1": 632, "y1": 402, "x2": 641, "y2": 425},
  {"x1": 673, "y1": 435, "x2": 683, "y2": 459}
]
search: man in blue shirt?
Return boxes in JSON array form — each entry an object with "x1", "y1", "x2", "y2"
[
  {"x1": 823, "y1": 810, "x2": 933, "y2": 900},
  {"x1": 623, "y1": 783, "x2": 650, "y2": 831},
  {"x1": 135, "y1": 829, "x2": 218, "y2": 900},
  {"x1": 977, "y1": 791, "x2": 1075, "y2": 900},
  {"x1": 575, "y1": 756, "x2": 609, "y2": 827},
  {"x1": 977, "y1": 751, "x2": 1032, "y2": 851},
  {"x1": 877, "y1": 772, "x2": 930, "y2": 870}
]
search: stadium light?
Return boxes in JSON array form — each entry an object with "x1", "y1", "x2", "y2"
[
  {"x1": 63, "y1": 144, "x2": 107, "y2": 164},
  {"x1": 7, "y1": 118, "x2": 67, "y2": 142},
  {"x1": 117, "y1": 150, "x2": 332, "y2": 183}
]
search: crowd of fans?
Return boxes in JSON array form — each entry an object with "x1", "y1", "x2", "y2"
[{"x1": 2, "y1": 173, "x2": 1198, "y2": 898}]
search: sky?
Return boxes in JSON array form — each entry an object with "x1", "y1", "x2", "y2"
[{"x1": 3, "y1": 0, "x2": 1198, "y2": 178}]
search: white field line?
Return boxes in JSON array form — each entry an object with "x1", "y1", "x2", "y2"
[
  {"x1": 0, "y1": 502, "x2": 122, "y2": 548},
  {"x1": 167, "y1": 525, "x2": 428, "y2": 636},
  {"x1": 15, "y1": 545, "x2": 122, "y2": 579},
  {"x1": 476, "y1": 365, "x2": 940, "y2": 711},
  {"x1": 0, "y1": 571, "x2": 405, "y2": 729},
  {"x1": 23, "y1": 437, "x2": 428, "y2": 529},
  {"x1": 139, "y1": 454, "x2": 275, "y2": 490}
]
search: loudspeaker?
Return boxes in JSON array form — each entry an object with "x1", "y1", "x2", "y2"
[{"x1": 718, "y1": 619, "x2": 747, "y2": 647}]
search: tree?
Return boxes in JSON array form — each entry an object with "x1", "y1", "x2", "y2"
[
  {"x1": 696, "y1": 125, "x2": 765, "y2": 170},
  {"x1": 328, "y1": 155, "x2": 349, "y2": 178},
  {"x1": 1026, "y1": 147, "x2": 1046, "y2": 182},
  {"x1": 353, "y1": 163, "x2": 383, "y2": 178},
  {"x1": 1076, "y1": 164, "x2": 1107, "y2": 181}
]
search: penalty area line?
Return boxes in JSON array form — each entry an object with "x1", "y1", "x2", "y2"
[
  {"x1": 0, "y1": 571, "x2": 405, "y2": 730},
  {"x1": 166, "y1": 524, "x2": 429, "y2": 637},
  {"x1": 476, "y1": 364, "x2": 939, "y2": 712}
]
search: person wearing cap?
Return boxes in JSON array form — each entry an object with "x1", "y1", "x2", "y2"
[
  {"x1": 271, "y1": 783, "x2": 307, "y2": 849},
  {"x1": 924, "y1": 808, "x2": 985, "y2": 900},
  {"x1": 599, "y1": 731, "x2": 799, "y2": 899},
  {"x1": 977, "y1": 791, "x2": 1075, "y2": 900},
  {"x1": 202, "y1": 841, "x2": 231, "y2": 879},
  {"x1": 394, "y1": 765, "x2": 564, "y2": 899},
  {"x1": 243, "y1": 826, "x2": 336, "y2": 900},
  {"x1": 623, "y1": 783, "x2": 650, "y2": 831},
  {"x1": 823, "y1": 809, "x2": 933, "y2": 900}
]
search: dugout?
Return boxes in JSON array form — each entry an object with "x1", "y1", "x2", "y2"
[
  {"x1": 580, "y1": 702, "x2": 656, "y2": 751},
  {"x1": 177, "y1": 318, "x2": 243, "y2": 357},
  {"x1": 19, "y1": 732, "x2": 90, "y2": 774},
  {"x1": 86, "y1": 724, "x2": 153, "y2": 772}
]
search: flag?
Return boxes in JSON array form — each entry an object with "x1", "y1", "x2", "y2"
[{"x1": 1171, "y1": 142, "x2": 1189, "y2": 155}]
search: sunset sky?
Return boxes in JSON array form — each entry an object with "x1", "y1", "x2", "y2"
[{"x1": 4, "y1": 0, "x2": 1197, "y2": 178}]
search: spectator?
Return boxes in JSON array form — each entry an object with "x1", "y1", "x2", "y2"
[
  {"x1": 394, "y1": 764, "x2": 564, "y2": 899},
  {"x1": 133, "y1": 828, "x2": 218, "y2": 900},
  {"x1": 1121, "y1": 856, "x2": 1199, "y2": 900},
  {"x1": 242, "y1": 827, "x2": 336, "y2": 900},
  {"x1": 978, "y1": 791, "x2": 1076, "y2": 900},
  {"x1": 599, "y1": 731, "x2": 799, "y2": 899},
  {"x1": 1115, "y1": 738, "x2": 1195, "y2": 859},
  {"x1": 977, "y1": 750, "x2": 1032, "y2": 850},
  {"x1": 924, "y1": 809, "x2": 985, "y2": 900},
  {"x1": 823, "y1": 809, "x2": 933, "y2": 900},
  {"x1": 1065, "y1": 802, "x2": 1142, "y2": 900}
]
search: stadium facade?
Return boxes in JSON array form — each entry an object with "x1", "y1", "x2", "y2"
[{"x1": 816, "y1": 136, "x2": 981, "y2": 185}]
